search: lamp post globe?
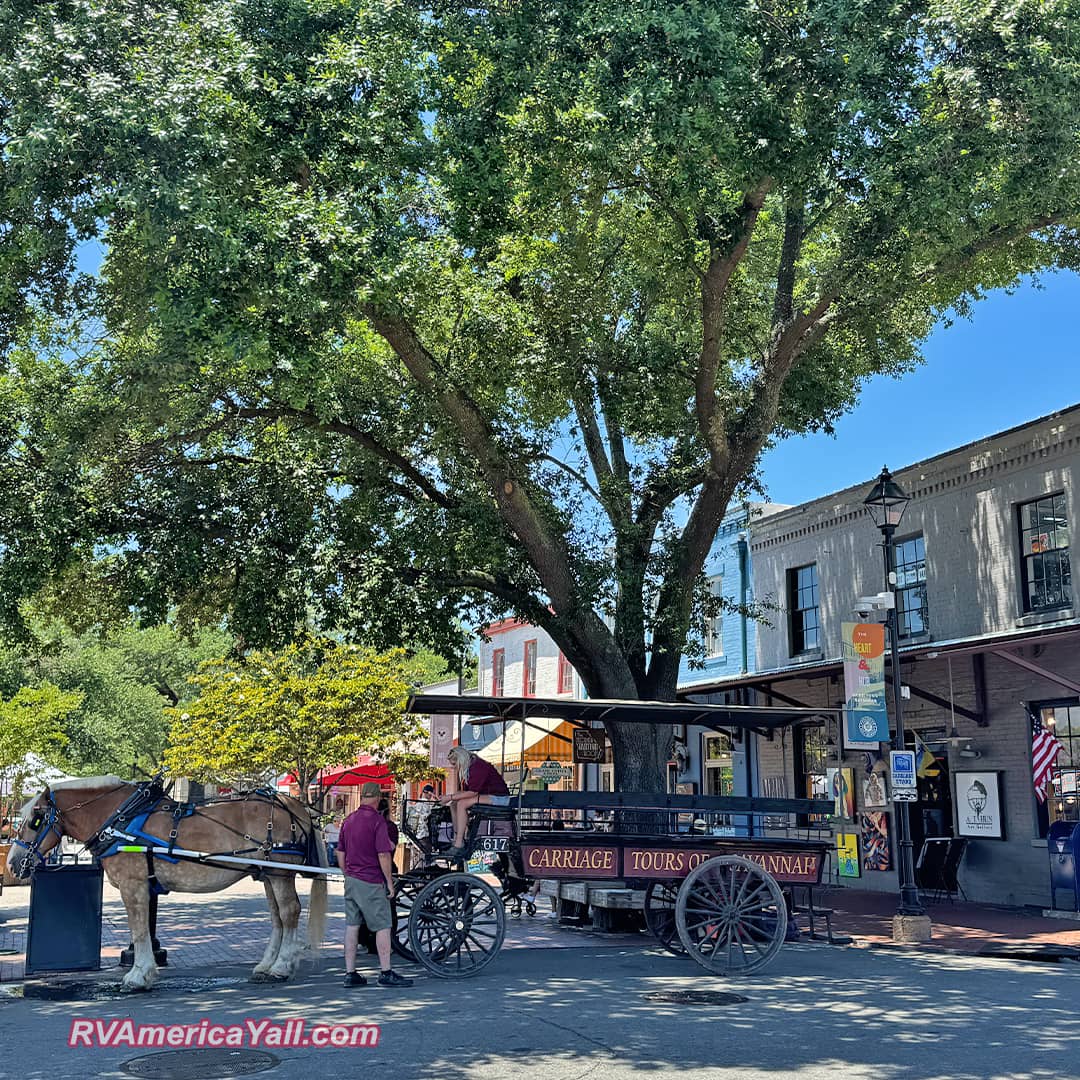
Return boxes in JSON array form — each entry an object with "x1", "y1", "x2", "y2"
[{"x1": 862, "y1": 467, "x2": 930, "y2": 938}]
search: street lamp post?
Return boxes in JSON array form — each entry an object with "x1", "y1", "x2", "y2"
[{"x1": 863, "y1": 467, "x2": 929, "y2": 933}]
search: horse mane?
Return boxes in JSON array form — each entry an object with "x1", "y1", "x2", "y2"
[
  {"x1": 52, "y1": 775, "x2": 128, "y2": 791},
  {"x1": 16, "y1": 776, "x2": 126, "y2": 818}
]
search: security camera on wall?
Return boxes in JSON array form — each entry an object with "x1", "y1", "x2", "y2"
[{"x1": 854, "y1": 592, "x2": 895, "y2": 622}]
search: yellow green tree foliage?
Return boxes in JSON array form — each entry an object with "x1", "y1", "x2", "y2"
[
  {"x1": 164, "y1": 639, "x2": 429, "y2": 799},
  {"x1": 0, "y1": 684, "x2": 83, "y2": 803}
]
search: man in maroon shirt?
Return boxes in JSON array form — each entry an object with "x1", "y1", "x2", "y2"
[
  {"x1": 336, "y1": 782, "x2": 412, "y2": 988},
  {"x1": 440, "y1": 747, "x2": 511, "y2": 858}
]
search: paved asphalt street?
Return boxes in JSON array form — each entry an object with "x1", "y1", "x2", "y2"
[{"x1": 2, "y1": 939, "x2": 1078, "y2": 1080}]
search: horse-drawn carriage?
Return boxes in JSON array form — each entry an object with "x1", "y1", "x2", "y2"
[
  {"x1": 386, "y1": 694, "x2": 837, "y2": 979},
  {"x1": 7, "y1": 693, "x2": 839, "y2": 988}
]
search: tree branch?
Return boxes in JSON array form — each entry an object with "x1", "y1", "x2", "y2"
[
  {"x1": 364, "y1": 306, "x2": 585, "y2": 616},
  {"x1": 220, "y1": 399, "x2": 458, "y2": 511},
  {"x1": 573, "y1": 390, "x2": 615, "y2": 491},
  {"x1": 534, "y1": 453, "x2": 603, "y2": 504},
  {"x1": 916, "y1": 214, "x2": 1068, "y2": 284},
  {"x1": 772, "y1": 202, "x2": 805, "y2": 330},
  {"x1": 695, "y1": 178, "x2": 773, "y2": 472},
  {"x1": 364, "y1": 306, "x2": 636, "y2": 696},
  {"x1": 596, "y1": 375, "x2": 631, "y2": 486}
]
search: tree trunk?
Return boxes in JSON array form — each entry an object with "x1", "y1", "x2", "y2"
[
  {"x1": 581, "y1": 662, "x2": 675, "y2": 795},
  {"x1": 606, "y1": 722, "x2": 673, "y2": 794}
]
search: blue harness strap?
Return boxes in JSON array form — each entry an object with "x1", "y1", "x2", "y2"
[{"x1": 98, "y1": 811, "x2": 183, "y2": 863}]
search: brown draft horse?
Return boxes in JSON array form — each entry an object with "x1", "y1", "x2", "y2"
[{"x1": 7, "y1": 777, "x2": 327, "y2": 991}]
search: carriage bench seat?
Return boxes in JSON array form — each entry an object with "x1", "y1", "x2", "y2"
[{"x1": 468, "y1": 805, "x2": 517, "y2": 821}]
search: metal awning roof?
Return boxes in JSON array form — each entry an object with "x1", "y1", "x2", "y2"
[
  {"x1": 407, "y1": 694, "x2": 839, "y2": 736},
  {"x1": 670, "y1": 619, "x2": 1080, "y2": 698}
]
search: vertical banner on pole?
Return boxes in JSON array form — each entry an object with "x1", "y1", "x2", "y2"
[
  {"x1": 842, "y1": 622, "x2": 889, "y2": 746},
  {"x1": 429, "y1": 714, "x2": 454, "y2": 768}
]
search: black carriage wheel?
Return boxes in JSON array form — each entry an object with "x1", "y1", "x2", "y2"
[
  {"x1": 407, "y1": 872, "x2": 506, "y2": 979},
  {"x1": 643, "y1": 880, "x2": 685, "y2": 956},
  {"x1": 392, "y1": 869, "x2": 448, "y2": 961},
  {"x1": 675, "y1": 855, "x2": 787, "y2": 976}
]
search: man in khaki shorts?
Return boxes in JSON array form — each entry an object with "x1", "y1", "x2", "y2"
[{"x1": 336, "y1": 781, "x2": 412, "y2": 988}]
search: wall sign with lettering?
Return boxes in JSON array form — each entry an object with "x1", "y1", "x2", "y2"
[
  {"x1": 954, "y1": 770, "x2": 1006, "y2": 840},
  {"x1": 572, "y1": 727, "x2": 606, "y2": 764}
]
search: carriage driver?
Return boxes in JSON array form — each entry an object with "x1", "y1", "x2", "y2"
[
  {"x1": 336, "y1": 781, "x2": 412, "y2": 988},
  {"x1": 439, "y1": 746, "x2": 511, "y2": 859}
]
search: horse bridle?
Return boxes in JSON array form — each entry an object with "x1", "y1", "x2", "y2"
[
  {"x1": 9, "y1": 791, "x2": 63, "y2": 877},
  {"x1": 11, "y1": 784, "x2": 129, "y2": 877}
]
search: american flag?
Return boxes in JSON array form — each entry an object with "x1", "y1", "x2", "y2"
[{"x1": 1031, "y1": 709, "x2": 1065, "y2": 804}]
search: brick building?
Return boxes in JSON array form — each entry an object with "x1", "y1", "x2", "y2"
[{"x1": 693, "y1": 404, "x2": 1079, "y2": 907}]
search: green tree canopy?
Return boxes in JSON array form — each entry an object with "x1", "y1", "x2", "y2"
[
  {"x1": 163, "y1": 638, "x2": 430, "y2": 800},
  {"x1": 2, "y1": 1, "x2": 1079, "y2": 787},
  {"x1": 0, "y1": 620, "x2": 233, "y2": 776},
  {"x1": 0, "y1": 684, "x2": 82, "y2": 805}
]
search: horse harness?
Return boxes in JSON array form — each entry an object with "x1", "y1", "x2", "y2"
[{"x1": 84, "y1": 781, "x2": 314, "y2": 895}]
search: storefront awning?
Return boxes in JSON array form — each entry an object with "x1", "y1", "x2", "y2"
[{"x1": 475, "y1": 718, "x2": 574, "y2": 766}]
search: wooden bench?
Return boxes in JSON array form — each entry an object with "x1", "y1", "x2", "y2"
[{"x1": 789, "y1": 885, "x2": 851, "y2": 945}]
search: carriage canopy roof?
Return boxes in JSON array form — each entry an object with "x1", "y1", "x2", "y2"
[{"x1": 406, "y1": 694, "x2": 838, "y2": 737}]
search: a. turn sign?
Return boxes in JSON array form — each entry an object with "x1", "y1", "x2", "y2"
[{"x1": 890, "y1": 750, "x2": 918, "y2": 802}]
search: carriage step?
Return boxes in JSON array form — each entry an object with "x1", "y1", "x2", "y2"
[{"x1": 586, "y1": 888, "x2": 644, "y2": 910}]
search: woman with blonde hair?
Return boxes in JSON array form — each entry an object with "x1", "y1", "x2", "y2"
[{"x1": 439, "y1": 746, "x2": 511, "y2": 858}]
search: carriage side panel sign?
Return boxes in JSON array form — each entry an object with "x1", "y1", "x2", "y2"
[
  {"x1": 624, "y1": 846, "x2": 823, "y2": 883},
  {"x1": 521, "y1": 844, "x2": 620, "y2": 878}
]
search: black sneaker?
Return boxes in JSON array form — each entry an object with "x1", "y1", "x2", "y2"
[
  {"x1": 377, "y1": 970, "x2": 413, "y2": 988},
  {"x1": 343, "y1": 971, "x2": 367, "y2": 988}
]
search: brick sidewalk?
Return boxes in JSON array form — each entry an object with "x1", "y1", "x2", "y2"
[
  {"x1": 824, "y1": 887, "x2": 1080, "y2": 953},
  {"x1": 0, "y1": 875, "x2": 640, "y2": 982},
  {"x1": 5, "y1": 876, "x2": 1080, "y2": 982}
]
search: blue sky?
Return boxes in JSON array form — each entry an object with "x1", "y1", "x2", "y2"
[{"x1": 758, "y1": 271, "x2": 1080, "y2": 505}]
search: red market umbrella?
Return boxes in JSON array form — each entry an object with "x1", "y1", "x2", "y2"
[{"x1": 283, "y1": 756, "x2": 394, "y2": 789}]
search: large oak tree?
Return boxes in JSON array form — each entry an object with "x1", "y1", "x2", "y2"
[{"x1": 2, "y1": 1, "x2": 1079, "y2": 787}]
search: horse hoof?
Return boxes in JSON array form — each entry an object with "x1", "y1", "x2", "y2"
[{"x1": 249, "y1": 971, "x2": 271, "y2": 983}]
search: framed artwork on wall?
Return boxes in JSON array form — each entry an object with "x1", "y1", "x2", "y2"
[
  {"x1": 954, "y1": 770, "x2": 1006, "y2": 840},
  {"x1": 861, "y1": 811, "x2": 891, "y2": 871}
]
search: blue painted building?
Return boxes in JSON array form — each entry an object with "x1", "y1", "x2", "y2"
[{"x1": 672, "y1": 502, "x2": 789, "y2": 811}]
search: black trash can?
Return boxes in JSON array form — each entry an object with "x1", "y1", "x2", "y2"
[{"x1": 25, "y1": 861, "x2": 104, "y2": 975}]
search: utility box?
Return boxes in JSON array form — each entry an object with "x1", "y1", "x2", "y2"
[
  {"x1": 1047, "y1": 821, "x2": 1080, "y2": 912},
  {"x1": 25, "y1": 861, "x2": 104, "y2": 975}
]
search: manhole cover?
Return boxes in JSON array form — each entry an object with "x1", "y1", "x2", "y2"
[
  {"x1": 644, "y1": 990, "x2": 748, "y2": 1006},
  {"x1": 122, "y1": 1048, "x2": 279, "y2": 1079}
]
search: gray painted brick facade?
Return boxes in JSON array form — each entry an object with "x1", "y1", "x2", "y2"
[{"x1": 743, "y1": 404, "x2": 1080, "y2": 907}]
